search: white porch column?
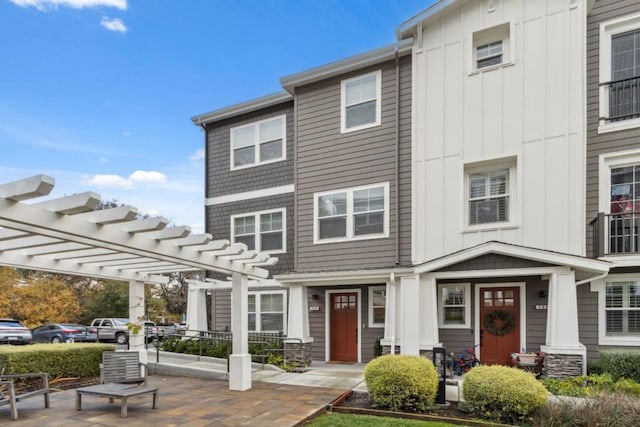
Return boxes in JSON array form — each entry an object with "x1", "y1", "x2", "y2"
[
  {"x1": 541, "y1": 270, "x2": 586, "y2": 375},
  {"x1": 286, "y1": 284, "x2": 312, "y2": 342},
  {"x1": 128, "y1": 280, "x2": 145, "y2": 351},
  {"x1": 400, "y1": 274, "x2": 420, "y2": 355},
  {"x1": 419, "y1": 275, "x2": 441, "y2": 350},
  {"x1": 381, "y1": 277, "x2": 398, "y2": 353},
  {"x1": 185, "y1": 284, "x2": 208, "y2": 333},
  {"x1": 229, "y1": 272, "x2": 251, "y2": 391}
]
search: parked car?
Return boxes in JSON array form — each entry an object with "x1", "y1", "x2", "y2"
[
  {"x1": 156, "y1": 322, "x2": 178, "y2": 338},
  {"x1": 31, "y1": 323, "x2": 98, "y2": 343},
  {"x1": 0, "y1": 318, "x2": 32, "y2": 345},
  {"x1": 143, "y1": 321, "x2": 159, "y2": 341},
  {"x1": 90, "y1": 318, "x2": 130, "y2": 344}
]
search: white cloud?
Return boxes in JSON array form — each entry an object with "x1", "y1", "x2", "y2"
[
  {"x1": 129, "y1": 170, "x2": 167, "y2": 185},
  {"x1": 189, "y1": 148, "x2": 205, "y2": 162},
  {"x1": 122, "y1": 130, "x2": 132, "y2": 137},
  {"x1": 100, "y1": 17, "x2": 127, "y2": 33},
  {"x1": 9, "y1": 0, "x2": 127, "y2": 11},
  {"x1": 84, "y1": 173, "x2": 131, "y2": 188}
]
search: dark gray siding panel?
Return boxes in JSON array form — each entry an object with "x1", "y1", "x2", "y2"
[
  {"x1": 295, "y1": 56, "x2": 412, "y2": 271},
  {"x1": 578, "y1": 283, "x2": 599, "y2": 361},
  {"x1": 206, "y1": 193, "x2": 295, "y2": 276},
  {"x1": 211, "y1": 289, "x2": 231, "y2": 331},
  {"x1": 205, "y1": 102, "x2": 294, "y2": 198},
  {"x1": 525, "y1": 278, "x2": 547, "y2": 353},
  {"x1": 586, "y1": 0, "x2": 640, "y2": 256},
  {"x1": 437, "y1": 254, "x2": 553, "y2": 272}
]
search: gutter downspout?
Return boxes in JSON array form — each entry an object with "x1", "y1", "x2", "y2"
[
  {"x1": 394, "y1": 47, "x2": 401, "y2": 266},
  {"x1": 389, "y1": 272, "x2": 397, "y2": 355}
]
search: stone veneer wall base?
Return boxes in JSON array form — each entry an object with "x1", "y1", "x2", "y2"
[
  {"x1": 284, "y1": 342, "x2": 313, "y2": 367},
  {"x1": 543, "y1": 353, "x2": 583, "y2": 378}
]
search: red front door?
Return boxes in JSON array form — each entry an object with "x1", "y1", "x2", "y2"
[
  {"x1": 479, "y1": 287, "x2": 520, "y2": 365},
  {"x1": 330, "y1": 292, "x2": 358, "y2": 362}
]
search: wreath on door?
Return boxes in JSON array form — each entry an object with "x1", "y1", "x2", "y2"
[{"x1": 483, "y1": 310, "x2": 516, "y2": 336}]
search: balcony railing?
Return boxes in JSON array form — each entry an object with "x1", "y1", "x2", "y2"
[
  {"x1": 591, "y1": 212, "x2": 640, "y2": 257},
  {"x1": 600, "y1": 76, "x2": 640, "y2": 122}
]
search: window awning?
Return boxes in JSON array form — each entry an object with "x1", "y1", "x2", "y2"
[{"x1": 0, "y1": 175, "x2": 278, "y2": 284}]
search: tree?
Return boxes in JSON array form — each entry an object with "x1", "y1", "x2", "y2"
[
  {"x1": 79, "y1": 280, "x2": 129, "y2": 324},
  {"x1": 156, "y1": 272, "x2": 200, "y2": 319}
]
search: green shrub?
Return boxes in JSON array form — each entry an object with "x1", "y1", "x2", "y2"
[
  {"x1": 614, "y1": 378, "x2": 640, "y2": 397},
  {"x1": 462, "y1": 365, "x2": 548, "y2": 423},
  {"x1": 0, "y1": 343, "x2": 115, "y2": 378},
  {"x1": 364, "y1": 354, "x2": 438, "y2": 412},
  {"x1": 541, "y1": 373, "x2": 640, "y2": 398},
  {"x1": 588, "y1": 359, "x2": 604, "y2": 375},
  {"x1": 600, "y1": 350, "x2": 640, "y2": 382}
]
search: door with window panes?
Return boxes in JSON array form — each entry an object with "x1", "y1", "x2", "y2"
[
  {"x1": 330, "y1": 292, "x2": 358, "y2": 362},
  {"x1": 479, "y1": 287, "x2": 519, "y2": 365}
]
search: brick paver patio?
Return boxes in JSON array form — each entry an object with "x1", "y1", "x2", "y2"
[{"x1": 1, "y1": 375, "x2": 344, "y2": 426}]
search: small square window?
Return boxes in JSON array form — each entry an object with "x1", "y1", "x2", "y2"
[{"x1": 472, "y1": 23, "x2": 511, "y2": 72}]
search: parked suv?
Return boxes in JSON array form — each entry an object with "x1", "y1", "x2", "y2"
[
  {"x1": 0, "y1": 318, "x2": 32, "y2": 344},
  {"x1": 90, "y1": 318, "x2": 130, "y2": 344}
]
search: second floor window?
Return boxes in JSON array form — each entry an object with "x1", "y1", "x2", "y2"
[
  {"x1": 476, "y1": 41, "x2": 503, "y2": 69},
  {"x1": 468, "y1": 169, "x2": 509, "y2": 225},
  {"x1": 609, "y1": 30, "x2": 640, "y2": 121},
  {"x1": 314, "y1": 183, "x2": 388, "y2": 243},
  {"x1": 231, "y1": 208, "x2": 285, "y2": 253},
  {"x1": 230, "y1": 115, "x2": 286, "y2": 169},
  {"x1": 341, "y1": 70, "x2": 381, "y2": 133}
]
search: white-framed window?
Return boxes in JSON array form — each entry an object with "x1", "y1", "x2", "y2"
[
  {"x1": 471, "y1": 22, "x2": 512, "y2": 73},
  {"x1": 231, "y1": 208, "x2": 286, "y2": 254},
  {"x1": 313, "y1": 182, "x2": 389, "y2": 244},
  {"x1": 230, "y1": 115, "x2": 286, "y2": 169},
  {"x1": 341, "y1": 70, "x2": 382, "y2": 133},
  {"x1": 438, "y1": 283, "x2": 471, "y2": 328},
  {"x1": 598, "y1": 13, "x2": 640, "y2": 133},
  {"x1": 591, "y1": 275, "x2": 640, "y2": 346},
  {"x1": 248, "y1": 291, "x2": 286, "y2": 332},
  {"x1": 465, "y1": 158, "x2": 516, "y2": 230},
  {"x1": 368, "y1": 286, "x2": 386, "y2": 328}
]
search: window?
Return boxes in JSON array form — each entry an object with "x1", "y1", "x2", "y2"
[
  {"x1": 231, "y1": 208, "x2": 285, "y2": 253},
  {"x1": 438, "y1": 284, "x2": 471, "y2": 328},
  {"x1": 368, "y1": 286, "x2": 386, "y2": 327},
  {"x1": 341, "y1": 70, "x2": 381, "y2": 133},
  {"x1": 314, "y1": 183, "x2": 389, "y2": 243},
  {"x1": 468, "y1": 169, "x2": 509, "y2": 225},
  {"x1": 230, "y1": 115, "x2": 286, "y2": 169},
  {"x1": 609, "y1": 165, "x2": 640, "y2": 253},
  {"x1": 599, "y1": 13, "x2": 640, "y2": 132},
  {"x1": 471, "y1": 22, "x2": 511, "y2": 72},
  {"x1": 592, "y1": 275, "x2": 640, "y2": 346},
  {"x1": 248, "y1": 291, "x2": 286, "y2": 332}
]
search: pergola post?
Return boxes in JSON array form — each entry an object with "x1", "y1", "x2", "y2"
[
  {"x1": 129, "y1": 280, "x2": 146, "y2": 351},
  {"x1": 229, "y1": 272, "x2": 251, "y2": 391},
  {"x1": 186, "y1": 283, "x2": 208, "y2": 333}
]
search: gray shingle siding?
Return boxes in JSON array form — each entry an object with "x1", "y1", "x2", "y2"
[
  {"x1": 294, "y1": 56, "x2": 412, "y2": 272},
  {"x1": 205, "y1": 102, "x2": 294, "y2": 198}
]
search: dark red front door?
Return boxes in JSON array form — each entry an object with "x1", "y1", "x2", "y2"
[
  {"x1": 479, "y1": 287, "x2": 520, "y2": 365},
  {"x1": 330, "y1": 292, "x2": 358, "y2": 362}
]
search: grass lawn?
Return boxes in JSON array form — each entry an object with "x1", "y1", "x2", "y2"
[{"x1": 307, "y1": 412, "x2": 467, "y2": 426}]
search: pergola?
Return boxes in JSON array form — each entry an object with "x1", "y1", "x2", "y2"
[{"x1": 0, "y1": 175, "x2": 277, "y2": 391}]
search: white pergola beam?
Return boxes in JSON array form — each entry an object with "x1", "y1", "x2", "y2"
[
  {"x1": 191, "y1": 240, "x2": 229, "y2": 252},
  {"x1": 139, "y1": 226, "x2": 191, "y2": 240},
  {"x1": 0, "y1": 175, "x2": 54, "y2": 201},
  {"x1": 111, "y1": 216, "x2": 169, "y2": 233},
  {"x1": 220, "y1": 250, "x2": 257, "y2": 261},
  {"x1": 0, "y1": 235, "x2": 60, "y2": 251},
  {"x1": 8, "y1": 242, "x2": 88, "y2": 256},
  {"x1": 0, "y1": 229, "x2": 30, "y2": 241},
  {"x1": 72, "y1": 205, "x2": 138, "y2": 225},
  {"x1": 32, "y1": 192, "x2": 100, "y2": 215},
  {"x1": 49, "y1": 248, "x2": 117, "y2": 260},
  {"x1": 173, "y1": 234, "x2": 212, "y2": 247}
]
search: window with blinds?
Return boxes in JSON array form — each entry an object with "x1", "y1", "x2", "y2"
[
  {"x1": 468, "y1": 169, "x2": 509, "y2": 225},
  {"x1": 605, "y1": 281, "x2": 640, "y2": 336}
]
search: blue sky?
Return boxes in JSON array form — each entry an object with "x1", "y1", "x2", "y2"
[{"x1": 0, "y1": 0, "x2": 431, "y2": 233}]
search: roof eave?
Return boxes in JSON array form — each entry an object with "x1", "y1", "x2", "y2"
[
  {"x1": 191, "y1": 91, "x2": 293, "y2": 126},
  {"x1": 396, "y1": 0, "x2": 460, "y2": 40},
  {"x1": 280, "y1": 38, "x2": 413, "y2": 94}
]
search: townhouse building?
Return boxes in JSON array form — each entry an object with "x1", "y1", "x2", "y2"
[{"x1": 191, "y1": 0, "x2": 639, "y2": 377}]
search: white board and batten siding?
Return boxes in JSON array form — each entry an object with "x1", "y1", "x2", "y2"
[{"x1": 412, "y1": 0, "x2": 587, "y2": 263}]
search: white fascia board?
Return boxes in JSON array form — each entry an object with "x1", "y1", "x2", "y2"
[
  {"x1": 396, "y1": 0, "x2": 459, "y2": 40},
  {"x1": 280, "y1": 39, "x2": 413, "y2": 94},
  {"x1": 413, "y1": 241, "x2": 610, "y2": 275},
  {"x1": 275, "y1": 268, "x2": 414, "y2": 286},
  {"x1": 206, "y1": 185, "x2": 294, "y2": 206},
  {"x1": 191, "y1": 92, "x2": 292, "y2": 126}
]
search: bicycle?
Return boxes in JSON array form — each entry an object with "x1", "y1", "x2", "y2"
[{"x1": 449, "y1": 344, "x2": 481, "y2": 376}]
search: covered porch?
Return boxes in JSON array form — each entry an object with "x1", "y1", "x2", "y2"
[{"x1": 383, "y1": 241, "x2": 610, "y2": 377}]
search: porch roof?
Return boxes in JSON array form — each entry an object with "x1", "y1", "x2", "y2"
[
  {"x1": 0, "y1": 175, "x2": 277, "y2": 284},
  {"x1": 413, "y1": 241, "x2": 610, "y2": 282}
]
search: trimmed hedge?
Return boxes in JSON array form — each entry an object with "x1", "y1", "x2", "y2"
[
  {"x1": 0, "y1": 343, "x2": 115, "y2": 377},
  {"x1": 599, "y1": 350, "x2": 640, "y2": 382},
  {"x1": 462, "y1": 365, "x2": 548, "y2": 423},
  {"x1": 364, "y1": 354, "x2": 438, "y2": 412}
]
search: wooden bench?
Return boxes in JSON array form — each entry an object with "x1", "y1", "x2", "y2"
[
  {"x1": 0, "y1": 373, "x2": 50, "y2": 421},
  {"x1": 76, "y1": 351, "x2": 158, "y2": 418}
]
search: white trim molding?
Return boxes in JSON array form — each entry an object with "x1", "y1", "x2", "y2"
[
  {"x1": 206, "y1": 184, "x2": 294, "y2": 206},
  {"x1": 325, "y1": 289, "x2": 362, "y2": 363}
]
